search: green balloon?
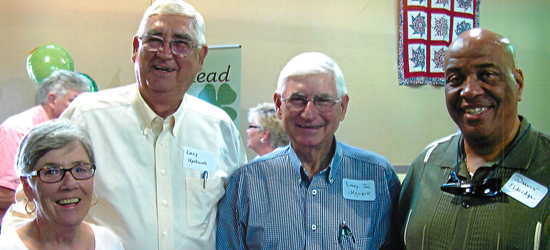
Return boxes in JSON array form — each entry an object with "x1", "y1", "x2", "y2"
[
  {"x1": 26, "y1": 44, "x2": 74, "y2": 85},
  {"x1": 79, "y1": 73, "x2": 98, "y2": 92}
]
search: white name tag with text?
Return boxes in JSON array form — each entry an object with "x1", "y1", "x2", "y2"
[
  {"x1": 342, "y1": 178, "x2": 375, "y2": 201},
  {"x1": 502, "y1": 173, "x2": 548, "y2": 208},
  {"x1": 183, "y1": 148, "x2": 215, "y2": 172}
]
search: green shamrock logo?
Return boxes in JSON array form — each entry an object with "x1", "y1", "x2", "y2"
[{"x1": 198, "y1": 83, "x2": 237, "y2": 121}]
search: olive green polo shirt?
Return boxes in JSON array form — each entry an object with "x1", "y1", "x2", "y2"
[{"x1": 398, "y1": 117, "x2": 550, "y2": 250}]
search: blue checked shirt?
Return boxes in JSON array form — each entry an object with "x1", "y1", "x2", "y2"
[{"x1": 217, "y1": 140, "x2": 401, "y2": 249}]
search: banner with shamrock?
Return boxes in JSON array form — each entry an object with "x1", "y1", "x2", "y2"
[
  {"x1": 187, "y1": 45, "x2": 242, "y2": 129},
  {"x1": 398, "y1": 0, "x2": 480, "y2": 86}
]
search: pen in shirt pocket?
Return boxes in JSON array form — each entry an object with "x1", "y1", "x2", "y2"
[
  {"x1": 338, "y1": 221, "x2": 355, "y2": 245},
  {"x1": 203, "y1": 170, "x2": 208, "y2": 189}
]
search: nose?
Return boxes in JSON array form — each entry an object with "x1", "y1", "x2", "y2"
[
  {"x1": 301, "y1": 100, "x2": 319, "y2": 120},
  {"x1": 59, "y1": 171, "x2": 79, "y2": 190},
  {"x1": 156, "y1": 41, "x2": 173, "y2": 59},
  {"x1": 460, "y1": 75, "x2": 484, "y2": 99}
]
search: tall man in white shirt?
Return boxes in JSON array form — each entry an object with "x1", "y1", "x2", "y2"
[{"x1": 2, "y1": 0, "x2": 247, "y2": 249}]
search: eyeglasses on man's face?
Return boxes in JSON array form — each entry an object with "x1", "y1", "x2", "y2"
[
  {"x1": 138, "y1": 34, "x2": 200, "y2": 57},
  {"x1": 29, "y1": 163, "x2": 96, "y2": 183},
  {"x1": 281, "y1": 94, "x2": 341, "y2": 113}
]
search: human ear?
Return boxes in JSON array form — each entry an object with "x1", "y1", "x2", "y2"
[{"x1": 514, "y1": 68, "x2": 524, "y2": 102}]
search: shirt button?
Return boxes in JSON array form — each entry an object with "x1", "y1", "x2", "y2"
[
  {"x1": 329, "y1": 179, "x2": 334, "y2": 184},
  {"x1": 312, "y1": 190, "x2": 317, "y2": 195},
  {"x1": 162, "y1": 200, "x2": 168, "y2": 206},
  {"x1": 163, "y1": 232, "x2": 169, "y2": 237},
  {"x1": 311, "y1": 224, "x2": 317, "y2": 231},
  {"x1": 161, "y1": 170, "x2": 166, "y2": 176}
]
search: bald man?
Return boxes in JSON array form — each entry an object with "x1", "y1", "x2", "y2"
[{"x1": 397, "y1": 28, "x2": 550, "y2": 249}]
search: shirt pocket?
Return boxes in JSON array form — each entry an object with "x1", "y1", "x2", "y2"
[
  {"x1": 339, "y1": 235, "x2": 374, "y2": 250},
  {"x1": 186, "y1": 177, "x2": 225, "y2": 228}
]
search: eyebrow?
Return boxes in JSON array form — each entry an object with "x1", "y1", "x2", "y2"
[
  {"x1": 474, "y1": 63, "x2": 499, "y2": 70},
  {"x1": 289, "y1": 92, "x2": 334, "y2": 98},
  {"x1": 172, "y1": 33, "x2": 193, "y2": 41},
  {"x1": 144, "y1": 31, "x2": 193, "y2": 41}
]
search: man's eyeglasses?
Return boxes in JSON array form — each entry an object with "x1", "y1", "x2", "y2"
[
  {"x1": 440, "y1": 172, "x2": 501, "y2": 197},
  {"x1": 138, "y1": 35, "x2": 200, "y2": 56},
  {"x1": 248, "y1": 125, "x2": 261, "y2": 130},
  {"x1": 281, "y1": 95, "x2": 341, "y2": 113},
  {"x1": 29, "y1": 163, "x2": 96, "y2": 183}
]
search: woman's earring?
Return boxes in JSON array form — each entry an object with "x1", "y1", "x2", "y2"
[
  {"x1": 25, "y1": 198, "x2": 36, "y2": 214},
  {"x1": 92, "y1": 193, "x2": 98, "y2": 206}
]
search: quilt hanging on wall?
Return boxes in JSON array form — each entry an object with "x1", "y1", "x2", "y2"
[{"x1": 398, "y1": 0, "x2": 480, "y2": 86}]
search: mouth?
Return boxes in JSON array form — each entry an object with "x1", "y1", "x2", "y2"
[
  {"x1": 463, "y1": 107, "x2": 490, "y2": 116},
  {"x1": 56, "y1": 198, "x2": 81, "y2": 206},
  {"x1": 153, "y1": 65, "x2": 176, "y2": 72},
  {"x1": 297, "y1": 124, "x2": 322, "y2": 129}
]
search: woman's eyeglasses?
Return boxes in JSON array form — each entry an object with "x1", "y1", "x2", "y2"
[{"x1": 29, "y1": 163, "x2": 96, "y2": 183}]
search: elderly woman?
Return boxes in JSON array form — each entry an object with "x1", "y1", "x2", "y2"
[
  {"x1": 247, "y1": 102, "x2": 290, "y2": 158},
  {"x1": 0, "y1": 120, "x2": 123, "y2": 249}
]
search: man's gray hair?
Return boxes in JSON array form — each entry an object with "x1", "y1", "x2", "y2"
[
  {"x1": 136, "y1": 0, "x2": 206, "y2": 45},
  {"x1": 37, "y1": 70, "x2": 90, "y2": 105},
  {"x1": 276, "y1": 52, "x2": 347, "y2": 97}
]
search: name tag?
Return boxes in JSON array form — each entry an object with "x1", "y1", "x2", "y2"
[
  {"x1": 183, "y1": 148, "x2": 215, "y2": 172},
  {"x1": 342, "y1": 178, "x2": 375, "y2": 201},
  {"x1": 502, "y1": 173, "x2": 548, "y2": 208}
]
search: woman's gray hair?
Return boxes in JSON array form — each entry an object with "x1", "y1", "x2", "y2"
[
  {"x1": 16, "y1": 120, "x2": 95, "y2": 177},
  {"x1": 248, "y1": 103, "x2": 289, "y2": 148},
  {"x1": 37, "y1": 70, "x2": 90, "y2": 105},
  {"x1": 276, "y1": 52, "x2": 347, "y2": 98},
  {"x1": 136, "y1": 0, "x2": 206, "y2": 45}
]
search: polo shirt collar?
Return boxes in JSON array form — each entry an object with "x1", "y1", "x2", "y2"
[{"x1": 438, "y1": 116, "x2": 534, "y2": 171}]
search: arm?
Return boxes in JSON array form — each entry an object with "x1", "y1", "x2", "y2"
[
  {"x1": 0, "y1": 187, "x2": 15, "y2": 222},
  {"x1": 0, "y1": 124, "x2": 24, "y2": 192},
  {"x1": 381, "y1": 164, "x2": 403, "y2": 250},
  {"x1": 0, "y1": 124, "x2": 23, "y2": 224},
  {"x1": 216, "y1": 169, "x2": 247, "y2": 250}
]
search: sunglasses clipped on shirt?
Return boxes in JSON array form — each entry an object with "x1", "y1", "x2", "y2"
[{"x1": 440, "y1": 171, "x2": 502, "y2": 197}]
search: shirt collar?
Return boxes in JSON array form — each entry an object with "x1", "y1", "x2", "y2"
[
  {"x1": 499, "y1": 116, "x2": 534, "y2": 170},
  {"x1": 439, "y1": 116, "x2": 534, "y2": 171},
  {"x1": 131, "y1": 87, "x2": 187, "y2": 137},
  {"x1": 289, "y1": 137, "x2": 343, "y2": 184}
]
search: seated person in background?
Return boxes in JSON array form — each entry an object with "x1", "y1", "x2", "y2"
[
  {"x1": 397, "y1": 28, "x2": 550, "y2": 249},
  {"x1": 217, "y1": 52, "x2": 401, "y2": 249},
  {"x1": 0, "y1": 120, "x2": 124, "y2": 249},
  {"x1": 0, "y1": 70, "x2": 89, "y2": 230},
  {"x1": 246, "y1": 102, "x2": 289, "y2": 159}
]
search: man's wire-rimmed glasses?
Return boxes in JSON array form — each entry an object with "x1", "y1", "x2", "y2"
[
  {"x1": 138, "y1": 34, "x2": 200, "y2": 56},
  {"x1": 29, "y1": 163, "x2": 96, "y2": 183},
  {"x1": 281, "y1": 94, "x2": 341, "y2": 113}
]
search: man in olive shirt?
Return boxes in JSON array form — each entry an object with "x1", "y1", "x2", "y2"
[{"x1": 398, "y1": 28, "x2": 550, "y2": 249}]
